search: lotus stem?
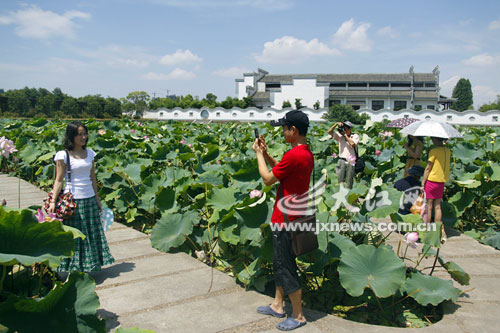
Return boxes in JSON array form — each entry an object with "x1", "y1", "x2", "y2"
[
  {"x1": 18, "y1": 177, "x2": 20, "y2": 208},
  {"x1": 0, "y1": 265, "x2": 6, "y2": 294},
  {"x1": 184, "y1": 234, "x2": 199, "y2": 251},
  {"x1": 368, "y1": 283, "x2": 384, "y2": 314},
  {"x1": 396, "y1": 239, "x2": 401, "y2": 257},
  {"x1": 429, "y1": 248, "x2": 440, "y2": 276},
  {"x1": 415, "y1": 245, "x2": 432, "y2": 269},
  {"x1": 389, "y1": 288, "x2": 422, "y2": 308}
]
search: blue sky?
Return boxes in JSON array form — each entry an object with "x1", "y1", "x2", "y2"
[{"x1": 1, "y1": 0, "x2": 499, "y2": 107}]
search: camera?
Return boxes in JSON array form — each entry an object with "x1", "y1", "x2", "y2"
[{"x1": 338, "y1": 123, "x2": 348, "y2": 134}]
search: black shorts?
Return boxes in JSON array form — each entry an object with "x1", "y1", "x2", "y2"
[{"x1": 272, "y1": 229, "x2": 301, "y2": 295}]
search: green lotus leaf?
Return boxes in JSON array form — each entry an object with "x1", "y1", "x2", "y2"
[
  {"x1": 441, "y1": 261, "x2": 470, "y2": 286},
  {"x1": 489, "y1": 164, "x2": 500, "y2": 181},
  {"x1": 206, "y1": 187, "x2": 239, "y2": 211},
  {"x1": 150, "y1": 211, "x2": 200, "y2": 252},
  {"x1": 62, "y1": 225, "x2": 86, "y2": 240},
  {"x1": 96, "y1": 136, "x2": 120, "y2": 149},
  {"x1": 365, "y1": 187, "x2": 403, "y2": 219},
  {"x1": 418, "y1": 222, "x2": 443, "y2": 248},
  {"x1": 196, "y1": 134, "x2": 217, "y2": 144},
  {"x1": 197, "y1": 169, "x2": 224, "y2": 186},
  {"x1": 401, "y1": 272, "x2": 461, "y2": 306},
  {"x1": 0, "y1": 207, "x2": 74, "y2": 268},
  {"x1": 155, "y1": 187, "x2": 176, "y2": 212},
  {"x1": 482, "y1": 232, "x2": 500, "y2": 250},
  {"x1": 448, "y1": 191, "x2": 475, "y2": 217},
  {"x1": 453, "y1": 143, "x2": 483, "y2": 164},
  {"x1": 0, "y1": 272, "x2": 105, "y2": 332},
  {"x1": 338, "y1": 244, "x2": 406, "y2": 298},
  {"x1": 201, "y1": 144, "x2": 219, "y2": 163},
  {"x1": 18, "y1": 144, "x2": 43, "y2": 164},
  {"x1": 151, "y1": 145, "x2": 171, "y2": 160}
]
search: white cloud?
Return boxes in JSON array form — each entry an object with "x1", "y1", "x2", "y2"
[
  {"x1": 213, "y1": 66, "x2": 252, "y2": 78},
  {"x1": 489, "y1": 19, "x2": 500, "y2": 30},
  {"x1": 160, "y1": 49, "x2": 202, "y2": 65},
  {"x1": 254, "y1": 36, "x2": 340, "y2": 64},
  {"x1": 142, "y1": 68, "x2": 196, "y2": 80},
  {"x1": 462, "y1": 53, "x2": 500, "y2": 66},
  {"x1": 473, "y1": 85, "x2": 499, "y2": 106},
  {"x1": 148, "y1": 0, "x2": 293, "y2": 11},
  {"x1": 333, "y1": 18, "x2": 372, "y2": 52},
  {"x1": 440, "y1": 75, "x2": 461, "y2": 97},
  {"x1": 73, "y1": 44, "x2": 153, "y2": 68},
  {"x1": 0, "y1": 5, "x2": 90, "y2": 40},
  {"x1": 376, "y1": 26, "x2": 398, "y2": 39}
]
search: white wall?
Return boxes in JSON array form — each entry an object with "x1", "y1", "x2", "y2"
[
  {"x1": 273, "y1": 79, "x2": 328, "y2": 110},
  {"x1": 237, "y1": 75, "x2": 255, "y2": 99}
]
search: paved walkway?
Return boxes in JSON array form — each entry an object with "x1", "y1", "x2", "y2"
[{"x1": 1, "y1": 173, "x2": 500, "y2": 332}]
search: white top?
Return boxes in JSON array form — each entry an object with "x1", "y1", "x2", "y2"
[
  {"x1": 54, "y1": 149, "x2": 96, "y2": 199},
  {"x1": 331, "y1": 131, "x2": 360, "y2": 161}
]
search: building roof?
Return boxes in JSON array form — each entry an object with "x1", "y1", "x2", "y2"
[
  {"x1": 260, "y1": 73, "x2": 436, "y2": 84},
  {"x1": 253, "y1": 92, "x2": 271, "y2": 101},
  {"x1": 329, "y1": 90, "x2": 412, "y2": 98}
]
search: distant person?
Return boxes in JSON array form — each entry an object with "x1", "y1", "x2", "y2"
[
  {"x1": 404, "y1": 135, "x2": 423, "y2": 177},
  {"x1": 327, "y1": 121, "x2": 359, "y2": 189},
  {"x1": 394, "y1": 165, "x2": 425, "y2": 215},
  {"x1": 49, "y1": 121, "x2": 114, "y2": 273},
  {"x1": 421, "y1": 137, "x2": 451, "y2": 224},
  {"x1": 253, "y1": 110, "x2": 313, "y2": 331}
]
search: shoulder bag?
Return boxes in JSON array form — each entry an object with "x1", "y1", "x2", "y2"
[
  {"x1": 44, "y1": 150, "x2": 77, "y2": 219},
  {"x1": 354, "y1": 146, "x2": 365, "y2": 174},
  {"x1": 279, "y1": 168, "x2": 318, "y2": 256}
]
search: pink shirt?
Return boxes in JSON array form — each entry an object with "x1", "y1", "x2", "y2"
[{"x1": 331, "y1": 131, "x2": 359, "y2": 161}]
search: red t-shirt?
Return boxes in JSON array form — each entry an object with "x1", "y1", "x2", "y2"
[{"x1": 271, "y1": 144, "x2": 314, "y2": 223}]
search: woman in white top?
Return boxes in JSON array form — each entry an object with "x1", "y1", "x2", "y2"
[
  {"x1": 328, "y1": 121, "x2": 360, "y2": 189},
  {"x1": 49, "y1": 121, "x2": 114, "y2": 272}
]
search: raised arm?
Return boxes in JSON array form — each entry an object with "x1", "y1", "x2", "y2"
[{"x1": 48, "y1": 159, "x2": 66, "y2": 213}]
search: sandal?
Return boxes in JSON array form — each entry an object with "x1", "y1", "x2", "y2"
[
  {"x1": 277, "y1": 318, "x2": 307, "y2": 331},
  {"x1": 256, "y1": 304, "x2": 286, "y2": 318}
]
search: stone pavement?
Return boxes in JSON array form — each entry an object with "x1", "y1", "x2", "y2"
[{"x1": 2, "y1": 173, "x2": 500, "y2": 332}]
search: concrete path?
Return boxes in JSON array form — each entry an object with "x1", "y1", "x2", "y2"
[{"x1": 1, "y1": 173, "x2": 500, "y2": 332}]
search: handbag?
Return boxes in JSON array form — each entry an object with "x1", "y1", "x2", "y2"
[
  {"x1": 354, "y1": 146, "x2": 365, "y2": 174},
  {"x1": 44, "y1": 150, "x2": 77, "y2": 219},
  {"x1": 410, "y1": 191, "x2": 425, "y2": 215},
  {"x1": 279, "y1": 168, "x2": 318, "y2": 256}
]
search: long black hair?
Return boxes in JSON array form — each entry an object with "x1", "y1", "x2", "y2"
[
  {"x1": 408, "y1": 135, "x2": 423, "y2": 146},
  {"x1": 63, "y1": 121, "x2": 88, "y2": 150}
]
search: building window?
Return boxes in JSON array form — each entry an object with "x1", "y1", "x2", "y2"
[
  {"x1": 427, "y1": 105, "x2": 435, "y2": 110},
  {"x1": 425, "y1": 83, "x2": 436, "y2": 88},
  {"x1": 249, "y1": 112, "x2": 254, "y2": 118},
  {"x1": 469, "y1": 116, "x2": 475, "y2": 122},
  {"x1": 266, "y1": 83, "x2": 281, "y2": 89},
  {"x1": 201, "y1": 110, "x2": 209, "y2": 119},
  {"x1": 348, "y1": 83, "x2": 367, "y2": 89},
  {"x1": 232, "y1": 112, "x2": 237, "y2": 117},
  {"x1": 425, "y1": 116, "x2": 431, "y2": 120},
  {"x1": 330, "y1": 83, "x2": 346, "y2": 88},
  {"x1": 159, "y1": 112, "x2": 164, "y2": 117},
  {"x1": 404, "y1": 114, "x2": 409, "y2": 118},
  {"x1": 447, "y1": 115, "x2": 453, "y2": 121},
  {"x1": 189, "y1": 112, "x2": 194, "y2": 117},
  {"x1": 216, "y1": 112, "x2": 221, "y2": 117},
  {"x1": 383, "y1": 115, "x2": 389, "y2": 119},
  {"x1": 493, "y1": 116, "x2": 498, "y2": 122},
  {"x1": 391, "y1": 83, "x2": 411, "y2": 88},
  {"x1": 174, "y1": 112, "x2": 179, "y2": 117},
  {"x1": 372, "y1": 100, "x2": 384, "y2": 111},
  {"x1": 267, "y1": 113, "x2": 272, "y2": 118},
  {"x1": 414, "y1": 105, "x2": 422, "y2": 111},
  {"x1": 329, "y1": 100, "x2": 341, "y2": 107},
  {"x1": 370, "y1": 83, "x2": 389, "y2": 88},
  {"x1": 347, "y1": 100, "x2": 365, "y2": 111},
  {"x1": 413, "y1": 83, "x2": 424, "y2": 88},
  {"x1": 394, "y1": 101, "x2": 407, "y2": 111}
]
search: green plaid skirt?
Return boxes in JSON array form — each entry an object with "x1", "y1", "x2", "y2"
[{"x1": 57, "y1": 196, "x2": 115, "y2": 272}]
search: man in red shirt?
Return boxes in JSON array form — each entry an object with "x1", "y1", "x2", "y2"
[{"x1": 253, "y1": 110, "x2": 314, "y2": 331}]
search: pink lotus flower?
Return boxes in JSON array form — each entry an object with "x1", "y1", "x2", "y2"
[
  {"x1": 2, "y1": 199, "x2": 6, "y2": 206},
  {"x1": 144, "y1": 136, "x2": 150, "y2": 142},
  {"x1": 138, "y1": 122, "x2": 143, "y2": 127},
  {"x1": 379, "y1": 131, "x2": 393, "y2": 138},
  {"x1": 0, "y1": 136, "x2": 18, "y2": 159},
  {"x1": 375, "y1": 150, "x2": 381, "y2": 156},
  {"x1": 35, "y1": 209, "x2": 62, "y2": 223},
  {"x1": 404, "y1": 232, "x2": 419, "y2": 249},
  {"x1": 98, "y1": 129, "x2": 106, "y2": 135},
  {"x1": 188, "y1": 144, "x2": 193, "y2": 148},
  {"x1": 332, "y1": 153, "x2": 337, "y2": 158},
  {"x1": 180, "y1": 139, "x2": 186, "y2": 144},
  {"x1": 216, "y1": 160, "x2": 221, "y2": 165},
  {"x1": 130, "y1": 129, "x2": 135, "y2": 133},
  {"x1": 250, "y1": 190, "x2": 262, "y2": 199}
]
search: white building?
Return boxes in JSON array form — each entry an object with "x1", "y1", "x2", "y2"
[{"x1": 236, "y1": 67, "x2": 455, "y2": 111}]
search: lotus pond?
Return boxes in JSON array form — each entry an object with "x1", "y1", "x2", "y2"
[{"x1": 1, "y1": 118, "x2": 499, "y2": 328}]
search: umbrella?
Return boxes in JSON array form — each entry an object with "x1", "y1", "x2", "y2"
[
  {"x1": 386, "y1": 117, "x2": 420, "y2": 128},
  {"x1": 400, "y1": 120, "x2": 463, "y2": 139}
]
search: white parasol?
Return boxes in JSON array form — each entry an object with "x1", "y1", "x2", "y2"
[{"x1": 400, "y1": 120, "x2": 463, "y2": 139}]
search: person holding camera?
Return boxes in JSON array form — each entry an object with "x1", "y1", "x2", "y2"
[
  {"x1": 328, "y1": 121, "x2": 359, "y2": 189},
  {"x1": 252, "y1": 110, "x2": 314, "y2": 331}
]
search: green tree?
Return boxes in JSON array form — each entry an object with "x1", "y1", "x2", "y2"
[
  {"x1": 5, "y1": 90, "x2": 31, "y2": 117},
  {"x1": 322, "y1": 104, "x2": 370, "y2": 125},
  {"x1": 126, "y1": 91, "x2": 150, "y2": 117},
  {"x1": 313, "y1": 100, "x2": 321, "y2": 110},
  {"x1": 294, "y1": 98, "x2": 303, "y2": 109},
  {"x1": 242, "y1": 96, "x2": 254, "y2": 108},
  {"x1": 202, "y1": 93, "x2": 218, "y2": 108},
  {"x1": 35, "y1": 93, "x2": 56, "y2": 116},
  {"x1": 104, "y1": 97, "x2": 122, "y2": 118},
  {"x1": 479, "y1": 95, "x2": 500, "y2": 112},
  {"x1": 60, "y1": 96, "x2": 81, "y2": 118},
  {"x1": 451, "y1": 78, "x2": 473, "y2": 111},
  {"x1": 282, "y1": 100, "x2": 292, "y2": 108},
  {"x1": 220, "y1": 96, "x2": 234, "y2": 109}
]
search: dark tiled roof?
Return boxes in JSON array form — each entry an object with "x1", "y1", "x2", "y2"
[
  {"x1": 414, "y1": 91, "x2": 438, "y2": 99},
  {"x1": 253, "y1": 92, "x2": 271, "y2": 101}
]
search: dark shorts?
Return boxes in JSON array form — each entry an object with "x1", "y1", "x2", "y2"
[{"x1": 272, "y1": 229, "x2": 301, "y2": 295}]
